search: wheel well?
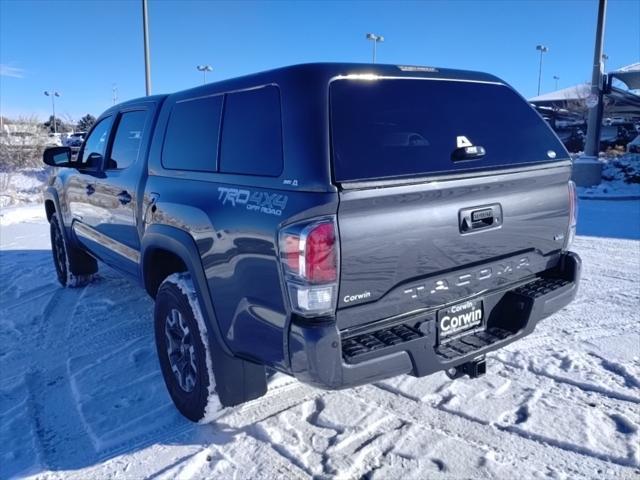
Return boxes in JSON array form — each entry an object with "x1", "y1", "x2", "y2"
[
  {"x1": 45, "y1": 200, "x2": 55, "y2": 221},
  {"x1": 143, "y1": 248, "x2": 187, "y2": 298}
]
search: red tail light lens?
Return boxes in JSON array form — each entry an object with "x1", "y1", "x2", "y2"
[
  {"x1": 305, "y1": 223, "x2": 337, "y2": 283},
  {"x1": 280, "y1": 219, "x2": 337, "y2": 284}
]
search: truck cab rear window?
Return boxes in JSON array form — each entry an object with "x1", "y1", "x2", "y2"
[
  {"x1": 330, "y1": 79, "x2": 567, "y2": 182},
  {"x1": 162, "y1": 96, "x2": 222, "y2": 172}
]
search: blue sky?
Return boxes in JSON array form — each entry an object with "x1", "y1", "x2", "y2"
[{"x1": 1, "y1": 0, "x2": 638, "y2": 121}]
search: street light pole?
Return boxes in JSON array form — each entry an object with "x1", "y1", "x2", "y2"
[
  {"x1": 142, "y1": 0, "x2": 152, "y2": 95},
  {"x1": 536, "y1": 44, "x2": 549, "y2": 95},
  {"x1": 583, "y1": 0, "x2": 608, "y2": 160},
  {"x1": 573, "y1": 0, "x2": 608, "y2": 188},
  {"x1": 196, "y1": 65, "x2": 213, "y2": 85},
  {"x1": 366, "y1": 33, "x2": 384, "y2": 63},
  {"x1": 553, "y1": 75, "x2": 560, "y2": 90},
  {"x1": 112, "y1": 83, "x2": 118, "y2": 105},
  {"x1": 44, "y1": 90, "x2": 60, "y2": 134}
]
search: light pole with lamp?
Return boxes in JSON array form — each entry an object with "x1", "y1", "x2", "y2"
[
  {"x1": 44, "y1": 90, "x2": 60, "y2": 134},
  {"x1": 196, "y1": 65, "x2": 213, "y2": 84},
  {"x1": 536, "y1": 44, "x2": 549, "y2": 95},
  {"x1": 553, "y1": 75, "x2": 560, "y2": 90},
  {"x1": 366, "y1": 33, "x2": 384, "y2": 63}
]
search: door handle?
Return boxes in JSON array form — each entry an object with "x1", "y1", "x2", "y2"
[
  {"x1": 86, "y1": 184, "x2": 95, "y2": 196},
  {"x1": 117, "y1": 191, "x2": 132, "y2": 205}
]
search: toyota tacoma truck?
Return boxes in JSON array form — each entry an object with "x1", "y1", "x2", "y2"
[{"x1": 42, "y1": 63, "x2": 581, "y2": 422}]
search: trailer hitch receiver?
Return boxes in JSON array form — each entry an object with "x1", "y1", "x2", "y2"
[{"x1": 446, "y1": 356, "x2": 487, "y2": 380}]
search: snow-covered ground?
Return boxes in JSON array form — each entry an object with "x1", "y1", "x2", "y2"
[{"x1": 1, "y1": 204, "x2": 639, "y2": 480}]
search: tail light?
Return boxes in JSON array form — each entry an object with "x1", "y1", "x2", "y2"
[
  {"x1": 279, "y1": 217, "x2": 339, "y2": 317},
  {"x1": 565, "y1": 181, "x2": 578, "y2": 249}
]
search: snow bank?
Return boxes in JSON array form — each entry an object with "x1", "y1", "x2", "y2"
[
  {"x1": 0, "y1": 168, "x2": 49, "y2": 207},
  {"x1": 0, "y1": 203, "x2": 46, "y2": 226},
  {"x1": 577, "y1": 154, "x2": 640, "y2": 199}
]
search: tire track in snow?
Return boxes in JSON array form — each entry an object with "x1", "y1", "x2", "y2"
[
  {"x1": 0, "y1": 286, "x2": 59, "y2": 311},
  {"x1": 495, "y1": 357, "x2": 640, "y2": 405},
  {"x1": 27, "y1": 287, "x2": 98, "y2": 470},
  {"x1": 216, "y1": 380, "x2": 324, "y2": 429},
  {"x1": 345, "y1": 385, "x2": 639, "y2": 477}
]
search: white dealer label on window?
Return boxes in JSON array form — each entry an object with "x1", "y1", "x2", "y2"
[{"x1": 456, "y1": 136, "x2": 474, "y2": 148}]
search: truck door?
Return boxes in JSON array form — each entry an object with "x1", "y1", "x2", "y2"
[
  {"x1": 67, "y1": 115, "x2": 114, "y2": 249},
  {"x1": 79, "y1": 107, "x2": 151, "y2": 276}
]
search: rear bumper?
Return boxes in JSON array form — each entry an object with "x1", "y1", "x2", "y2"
[{"x1": 288, "y1": 251, "x2": 581, "y2": 389}]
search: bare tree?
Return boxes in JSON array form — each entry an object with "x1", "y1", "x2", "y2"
[
  {"x1": 565, "y1": 83, "x2": 615, "y2": 122},
  {"x1": 61, "y1": 113, "x2": 76, "y2": 130},
  {"x1": 0, "y1": 116, "x2": 48, "y2": 170}
]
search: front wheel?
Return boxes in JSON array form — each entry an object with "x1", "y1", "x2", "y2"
[{"x1": 154, "y1": 273, "x2": 220, "y2": 422}]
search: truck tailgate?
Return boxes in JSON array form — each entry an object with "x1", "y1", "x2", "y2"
[{"x1": 336, "y1": 163, "x2": 571, "y2": 329}]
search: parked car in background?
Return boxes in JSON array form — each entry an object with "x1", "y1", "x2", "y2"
[
  {"x1": 600, "y1": 123, "x2": 638, "y2": 151},
  {"x1": 560, "y1": 127, "x2": 586, "y2": 153},
  {"x1": 65, "y1": 132, "x2": 86, "y2": 146},
  {"x1": 65, "y1": 131, "x2": 86, "y2": 154},
  {"x1": 627, "y1": 135, "x2": 640, "y2": 153}
]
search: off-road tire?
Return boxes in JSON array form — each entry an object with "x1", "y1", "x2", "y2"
[
  {"x1": 154, "y1": 273, "x2": 216, "y2": 422},
  {"x1": 49, "y1": 213, "x2": 97, "y2": 287}
]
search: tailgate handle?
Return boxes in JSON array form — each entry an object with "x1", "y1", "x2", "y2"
[
  {"x1": 452, "y1": 145, "x2": 486, "y2": 162},
  {"x1": 459, "y1": 204, "x2": 502, "y2": 233}
]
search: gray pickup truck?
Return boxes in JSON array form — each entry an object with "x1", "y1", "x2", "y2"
[{"x1": 42, "y1": 63, "x2": 581, "y2": 422}]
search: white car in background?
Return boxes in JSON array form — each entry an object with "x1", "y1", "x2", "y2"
[
  {"x1": 65, "y1": 131, "x2": 86, "y2": 155},
  {"x1": 65, "y1": 131, "x2": 85, "y2": 147}
]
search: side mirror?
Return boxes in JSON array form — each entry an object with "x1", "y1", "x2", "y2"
[{"x1": 43, "y1": 146, "x2": 72, "y2": 167}]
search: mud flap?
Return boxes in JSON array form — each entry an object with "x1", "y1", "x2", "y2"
[{"x1": 210, "y1": 339, "x2": 268, "y2": 407}]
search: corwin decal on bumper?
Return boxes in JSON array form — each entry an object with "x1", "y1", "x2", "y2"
[
  {"x1": 217, "y1": 187, "x2": 288, "y2": 216},
  {"x1": 440, "y1": 302, "x2": 483, "y2": 335}
]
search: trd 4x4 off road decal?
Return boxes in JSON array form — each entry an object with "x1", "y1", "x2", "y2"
[{"x1": 217, "y1": 187, "x2": 288, "y2": 216}]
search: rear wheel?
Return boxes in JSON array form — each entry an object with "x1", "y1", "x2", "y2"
[
  {"x1": 154, "y1": 273, "x2": 220, "y2": 422},
  {"x1": 49, "y1": 213, "x2": 97, "y2": 287}
]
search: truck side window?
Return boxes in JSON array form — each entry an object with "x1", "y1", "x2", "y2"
[
  {"x1": 108, "y1": 110, "x2": 148, "y2": 170},
  {"x1": 78, "y1": 116, "x2": 113, "y2": 168},
  {"x1": 219, "y1": 85, "x2": 283, "y2": 177},
  {"x1": 162, "y1": 96, "x2": 222, "y2": 172}
]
